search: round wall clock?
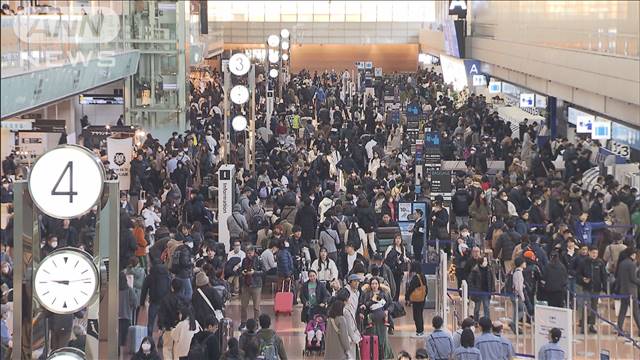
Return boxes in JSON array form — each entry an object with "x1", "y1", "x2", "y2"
[
  {"x1": 47, "y1": 347, "x2": 86, "y2": 360},
  {"x1": 230, "y1": 85, "x2": 250, "y2": 105},
  {"x1": 34, "y1": 247, "x2": 99, "y2": 314}
]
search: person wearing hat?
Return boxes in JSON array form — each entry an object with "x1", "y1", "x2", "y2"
[
  {"x1": 538, "y1": 328, "x2": 565, "y2": 360},
  {"x1": 492, "y1": 320, "x2": 515, "y2": 359},
  {"x1": 192, "y1": 270, "x2": 224, "y2": 327},
  {"x1": 411, "y1": 208, "x2": 426, "y2": 262},
  {"x1": 238, "y1": 245, "x2": 264, "y2": 330},
  {"x1": 345, "y1": 273, "x2": 365, "y2": 320}
]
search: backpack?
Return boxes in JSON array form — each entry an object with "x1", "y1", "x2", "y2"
[
  {"x1": 170, "y1": 246, "x2": 186, "y2": 274},
  {"x1": 259, "y1": 186, "x2": 269, "y2": 199},
  {"x1": 187, "y1": 333, "x2": 212, "y2": 359},
  {"x1": 258, "y1": 335, "x2": 280, "y2": 360},
  {"x1": 347, "y1": 223, "x2": 361, "y2": 250},
  {"x1": 503, "y1": 270, "x2": 515, "y2": 295}
]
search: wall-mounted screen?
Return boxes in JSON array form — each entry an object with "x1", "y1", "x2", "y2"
[
  {"x1": 79, "y1": 94, "x2": 124, "y2": 105},
  {"x1": 519, "y1": 93, "x2": 535, "y2": 108},
  {"x1": 488, "y1": 81, "x2": 502, "y2": 93}
]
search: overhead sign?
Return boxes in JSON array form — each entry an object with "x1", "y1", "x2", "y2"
[
  {"x1": 534, "y1": 305, "x2": 573, "y2": 360},
  {"x1": 488, "y1": 81, "x2": 502, "y2": 93},
  {"x1": 576, "y1": 114, "x2": 595, "y2": 133},
  {"x1": 611, "y1": 122, "x2": 640, "y2": 150},
  {"x1": 28, "y1": 145, "x2": 105, "y2": 219},
  {"x1": 374, "y1": 67, "x2": 382, "y2": 77},
  {"x1": 472, "y1": 74, "x2": 487, "y2": 86},
  {"x1": 609, "y1": 140, "x2": 630, "y2": 159},
  {"x1": 228, "y1": 53, "x2": 251, "y2": 76},
  {"x1": 591, "y1": 117, "x2": 611, "y2": 140},
  {"x1": 429, "y1": 170, "x2": 452, "y2": 194},
  {"x1": 520, "y1": 93, "x2": 535, "y2": 108},
  {"x1": 535, "y1": 94, "x2": 547, "y2": 108},
  {"x1": 448, "y1": 0, "x2": 468, "y2": 17}
]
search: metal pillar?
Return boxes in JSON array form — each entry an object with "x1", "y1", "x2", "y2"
[
  {"x1": 12, "y1": 180, "x2": 120, "y2": 360},
  {"x1": 176, "y1": 1, "x2": 187, "y2": 131},
  {"x1": 222, "y1": 64, "x2": 231, "y2": 164},
  {"x1": 247, "y1": 65, "x2": 256, "y2": 172}
]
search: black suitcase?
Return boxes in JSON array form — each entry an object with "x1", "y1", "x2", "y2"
[{"x1": 219, "y1": 318, "x2": 233, "y2": 352}]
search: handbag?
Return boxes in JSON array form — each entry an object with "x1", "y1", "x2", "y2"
[
  {"x1": 197, "y1": 288, "x2": 224, "y2": 320},
  {"x1": 409, "y1": 275, "x2": 427, "y2": 302},
  {"x1": 389, "y1": 301, "x2": 406, "y2": 318},
  {"x1": 231, "y1": 214, "x2": 248, "y2": 240}
]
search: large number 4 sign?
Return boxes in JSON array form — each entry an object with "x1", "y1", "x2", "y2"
[{"x1": 51, "y1": 161, "x2": 78, "y2": 203}]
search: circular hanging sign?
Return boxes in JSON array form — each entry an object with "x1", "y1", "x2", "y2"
[
  {"x1": 268, "y1": 52, "x2": 279, "y2": 64},
  {"x1": 230, "y1": 85, "x2": 250, "y2": 105},
  {"x1": 28, "y1": 145, "x2": 105, "y2": 219},
  {"x1": 228, "y1": 53, "x2": 250, "y2": 76},
  {"x1": 267, "y1": 34, "x2": 280, "y2": 47},
  {"x1": 232, "y1": 115, "x2": 248, "y2": 131},
  {"x1": 47, "y1": 347, "x2": 86, "y2": 360},
  {"x1": 269, "y1": 69, "x2": 279, "y2": 78}
]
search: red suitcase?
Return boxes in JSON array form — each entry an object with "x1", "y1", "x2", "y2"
[
  {"x1": 274, "y1": 278, "x2": 294, "y2": 315},
  {"x1": 360, "y1": 335, "x2": 379, "y2": 360}
]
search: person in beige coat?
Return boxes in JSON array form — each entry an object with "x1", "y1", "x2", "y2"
[
  {"x1": 610, "y1": 197, "x2": 630, "y2": 236},
  {"x1": 324, "y1": 292, "x2": 352, "y2": 360}
]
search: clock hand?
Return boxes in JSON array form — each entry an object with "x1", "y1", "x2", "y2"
[
  {"x1": 52, "y1": 280, "x2": 70, "y2": 285},
  {"x1": 68, "y1": 278, "x2": 93, "y2": 283}
]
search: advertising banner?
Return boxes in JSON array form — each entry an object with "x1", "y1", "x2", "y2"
[
  {"x1": 534, "y1": 305, "x2": 573, "y2": 360},
  {"x1": 107, "y1": 136, "x2": 133, "y2": 191}
]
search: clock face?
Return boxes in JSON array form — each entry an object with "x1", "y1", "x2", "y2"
[
  {"x1": 230, "y1": 85, "x2": 249, "y2": 105},
  {"x1": 47, "y1": 347, "x2": 86, "y2": 360},
  {"x1": 34, "y1": 248, "x2": 99, "y2": 314}
]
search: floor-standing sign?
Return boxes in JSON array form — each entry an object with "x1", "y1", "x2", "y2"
[
  {"x1": 218, "y1": 164, "x2": 236, "y2": 252},
  {"x1": 14, "y1": 144, "x2": 119, "y2": 359},
  {"x1": 534, "y1": 304, "x2": 574, "y2": 360}
]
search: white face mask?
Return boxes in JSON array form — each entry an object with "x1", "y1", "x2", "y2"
[
  {"x1": 50, "y1": 242, "x2": 58, "y2": 248},
  {"x1": 186, "y1": 242, "x2": 194, "y2": 249},
  {"x1": 141, "y1": 342, "x2": 151, "y2": 352}
]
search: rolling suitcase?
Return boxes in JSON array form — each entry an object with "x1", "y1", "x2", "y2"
[
  {"x1": 127, "y1": 325, "x2": 148, "y2": 353},
  {"x1": 219, "y1": 318, "x2": 233, "y2": 353},
  {"x1": 360, "y1": 335, "x2": 379, "y2": 360},
  {"x1": 274, "y1": 278, "x2": 294, "y2": 315}
]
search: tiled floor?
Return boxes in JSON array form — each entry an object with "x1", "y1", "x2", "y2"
[{"x1": 132, "y1": 287, "x2": 639, "y2": 360}]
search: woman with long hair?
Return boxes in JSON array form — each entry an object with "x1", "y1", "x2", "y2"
[
  {"x1": 469, "y1": 191, "x2": 489, "y2": 248},
  {"x1": 310, "y1": 247, "x2": 339, "y2": 284},
  {"x1": 384, "y1": 234, "x2": 409, "y2": 301},
  {"x1": 131, "y1": 336, "x2": 161, "y2": 360},
  {"x1": 405, "y1": 261, "x2": 428, "y2": 337},
  {"x1": 324, "y1": 295, "x2": 350, "y2": 360},
  {"x1": 363, "y1": 277, "x2": 394, "y2": 359}
]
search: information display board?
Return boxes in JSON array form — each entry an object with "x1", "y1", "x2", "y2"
[{"x1": 534, "y1": 305, "x2": 573, "y2": 360}]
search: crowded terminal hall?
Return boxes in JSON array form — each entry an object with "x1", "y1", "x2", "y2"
[{"x1": 1, "y1": 1, "x2": 640, "y2": 359}]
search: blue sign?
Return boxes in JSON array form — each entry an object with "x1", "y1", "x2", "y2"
[
  {"x1": 464, "y1": 59, "x2": 481, "y2": 77},
  {"x1": 425, "y1": 132, "x2": 441, "y2": 147},
  {"x1": 611, "y1": 122, "x2": 640, "y2": 150}
]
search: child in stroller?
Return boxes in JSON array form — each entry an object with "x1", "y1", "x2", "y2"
[{"x1": 304, "y1": 313, "x2": 326, "y2": 354}]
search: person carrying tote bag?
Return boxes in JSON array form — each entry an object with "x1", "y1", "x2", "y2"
[{"x1": 405, "y1": 261, "x2": 428, "y2": 337}]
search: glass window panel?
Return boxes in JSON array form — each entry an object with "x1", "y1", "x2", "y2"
[
  {"x1": 392, "y1": 2, "x2": 408, "y2": 22},
  {"x1": 298, "y1": 1, "x2": 313, "y2": 21},
  {"x1": 280, "y1": 1, "x2": 297, "y2": 15},
  {"x1": 314, "y1": 14, "x2": 330, "y2": 22},
  {"x1": 361, "y1": 2, "x2": 377, "y2": 22},
  {"x1": 248, "y1": 2, "x2": 264, "y2": 22},
  {"x1": 313, "y1": 1, "x2": 330, "y2": 15},
  {"x1": 376, "y1": 1, "x2": 392, "y2": 22},
  {"x1": 231, "y1": 1, "x2": 249, "y2": 21},
  {"x1": 330, "y1": 1, "x2": 345, "y2": 22},
  {"x1": 345, "y1": 1, "x2": 361, "y2": 14},
  {"x1": 345, "y1": 13, "x2": 360, "y2": 22},
  {"x1": 265, "y1": 2, "x2": 280, "y2": 21}
]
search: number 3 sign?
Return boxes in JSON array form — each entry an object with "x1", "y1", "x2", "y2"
[{"x1": 28, "y1": 145, "x2": 105, "y2": 219}]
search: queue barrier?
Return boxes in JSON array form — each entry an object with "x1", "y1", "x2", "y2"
[{"x1": 573, "y1": 292, "x2": 638, "y2": 359}]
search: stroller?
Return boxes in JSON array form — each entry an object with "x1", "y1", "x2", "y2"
[{"x1": 303, "y1": 313, "x2": 326, "y2": 357}]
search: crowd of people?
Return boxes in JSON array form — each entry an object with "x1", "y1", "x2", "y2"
[{"x1": 1, "y1": 59, "x2": 640, "y2": 360}]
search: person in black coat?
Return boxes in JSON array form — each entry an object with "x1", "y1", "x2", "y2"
[
  {"x1": 575, "y1": 247, "x2": 607, "y2": 333},
  {"x1": 119, "y1": 212, "x2": 137, "y2": 271},
  {"x1": 192, "y1": 271, "x2": 224, "y2": 326},
  {"x1": 295, "y1": 196, "x2": 318, "y2": 243},
  {"x1": 542, "y1": 252, "x2": 568, "y2": 308},
  {"x1": 337, "y1": 243, "x2": 369, "y2": 280},
  {"x1": 131, "y1": 336, "x2": 161, "y2": 360},
  {"x1": 140, "y1": 262, "x2": 172, "y2": 335}
]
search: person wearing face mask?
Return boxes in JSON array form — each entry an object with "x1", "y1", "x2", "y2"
[
  {"x1": 42, "y1": 235, "x2": 59, "y2": 257},
  {"x1": 493, "y1": 191, "x2": 510, "y2": 221},
  {"x1": 469, "y1": 256, "x2": 495, "y2": 320},
  {"x1": 0, "y1": 178, "x2": 12, "y2": 204},
  {"x1": 131, "y1": 336, "x2": 160, "y2": 360}
]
